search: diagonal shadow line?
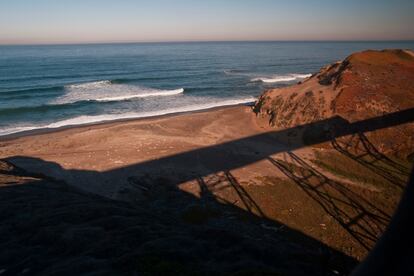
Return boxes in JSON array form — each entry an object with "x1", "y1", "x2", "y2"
[
  {"x1": 3, "y1": 107, "x2": 413, "y2": 274},
  {"x1": 5, "y1": 108, "x2": 413, "y2": 205},
  {"x1": 194, "y1": 172, "x2": 265, "y2": 218},
  {"x1": 0, "y1": 158, "x2": 361, "y2": 275},
  {"x1": 224, "y1": 171, "x2": 266, "y2": 218},
  {"x1": 331, "y1": 133, "x2": 410, "y2": 189},
  {"x1": 91, "y1": 107, "x2": 414, "y2": 187},
  {"x1": 267, "y1": 155, "x2": 380, "y2": 251},
  {"x1": 5, "y1": 109, "x2": 414, "y2": 225},
  {"x1": 285, "y1": 152, "x2": 391, "y2": 220}
]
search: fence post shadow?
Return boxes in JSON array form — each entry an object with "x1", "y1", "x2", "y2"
[{"x1": 2, "y1": 107, "x2": 414, "y2": 274}]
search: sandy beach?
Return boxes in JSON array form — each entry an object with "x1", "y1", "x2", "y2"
[
  {"x1": 1, "y1": 103, "x2": 405, "y2": 263},
  {"x1": 0, "y1": 105, "x2": 291, "y2": 199},
  {"x1": 1, "y1": 105, "x2": 361, "y2": 274},
  {"x1": 1, "y1": 49, "x2": 413, "y2": 275},
  {"x1": 1, "y1": 0, "x2": 414, "y2": 271}
]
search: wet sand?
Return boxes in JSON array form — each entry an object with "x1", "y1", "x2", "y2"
[
  {"x1": 0, "y1": 105, "x2": 362, "y2": 275},
  {"x1": 0, "y1": 105, "x2": 289, "y2": 198}
]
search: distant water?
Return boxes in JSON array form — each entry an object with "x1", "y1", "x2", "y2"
[{"x1": 1, "y1": 41, "x2": 413, "y2": 136}]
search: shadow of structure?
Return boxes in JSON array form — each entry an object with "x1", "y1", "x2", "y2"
[
  {"x1": 196, "y1": 171, "x2": 266, "y2": 218},
  {"x1": 1, "y1": 108, "x2": 414, "y2": 275},
  {"x1": 331, "y1": 133, "x2": 410, "y2": 189},
  {"x1": 268, "y1": 152, "x2": 390, "y2": 251}
]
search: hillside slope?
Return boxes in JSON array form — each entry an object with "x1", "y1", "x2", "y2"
[{"x1": 254, "y1": 49, "x2": 414, "y2": 158}]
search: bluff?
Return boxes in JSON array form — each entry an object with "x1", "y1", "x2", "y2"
[{"x1": 254, "y1": 49, "x2": 414, "y2": 158}]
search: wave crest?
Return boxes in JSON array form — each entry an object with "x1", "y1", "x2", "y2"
[
  {"x1": 53, "y1": 80, "x2": 184, "y2": 104},
  {"x1": 65, "y1": 80, "x2": 112, "y2": 89},
  {"x1": 252, "y1": 73, "x2": 312, "y2": 83},
  {"x1": 95, "y1": 88, "x2": 184, "y2": 102},
  {"x1": 0, "y1": 97, "x2": 256, "y2": 136}
]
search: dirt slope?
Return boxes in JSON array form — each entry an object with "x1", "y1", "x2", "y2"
[{"x1": 254, "y1": 49, "x2": 414, "y2": 158}]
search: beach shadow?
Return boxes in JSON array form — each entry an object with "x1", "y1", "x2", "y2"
[
  {"x1": 196, "y1": 171, "x2": 265, "y2": 218},
  {"x1": 0, "y1": 158, "x2": 357, "y2": 275},
  {"x1": 267, "y1": 152, "x2": 390, "y2": 251},
  {"x1": 331, "y1": 133, "x2": 410, "y2": 189},
  {"x1": 2, "y1": 107, "x2": 414, "y2": 275}
]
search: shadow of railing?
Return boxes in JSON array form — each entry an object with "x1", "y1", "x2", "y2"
[
  {"x1": 3, "y1": 107, "x2": 414, "y2": 274},
  {"x1": 332, "y1": 133, "x2": 410, "y2": 189},
  {"x1": 196, "y1": 171, "x2": 265, "y2": 218},
  {"x1": 0, "y1": 159, "x2": 358, "y2": 275},
  {"x1": 267, "y1": 152, "x2": 391, "y2": 251},
  {"x1": 96, "y1": 107, "x2": 414, "y2": 187}
]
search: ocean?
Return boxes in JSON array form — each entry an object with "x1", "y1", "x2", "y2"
[{"x1": 1, "y1": 41, "x2": 413, "y2": 136}]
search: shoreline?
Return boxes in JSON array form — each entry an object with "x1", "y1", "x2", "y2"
[
  {"x1": 0, "y1": 85, "x2": 405, "y2": 264},
  {"x1": 0, "y1": 102, "x2": 256, "y2": 141},
  {"x1": 0, "y1": 103, "x2": 269, "y2": 197},
  {"x1": 1, "y1": 48, "x2": 411, "y2": 272}
]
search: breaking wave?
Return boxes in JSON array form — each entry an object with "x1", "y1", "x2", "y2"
[
  {"x1": 0, "y1": 97, "x2": 256, "y2": 136},
  {"x1": 251, "y1": 73, "x2": 312, "y2": 83},
  {"x1": 53, "y1": 80, "x2": 185, "y2": 104},
  {"x1": 95, "y1": 88, "x2": 184, "y2": 102}
]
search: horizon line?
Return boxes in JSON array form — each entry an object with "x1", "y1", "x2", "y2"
[{"x1": 1, "y1": 39, "x2": 414, "y2": 47}]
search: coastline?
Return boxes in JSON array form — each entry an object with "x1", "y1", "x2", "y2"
[
  {"x1": 0, "y1": 103, "x2": 273, "y2": 199},
  {"x1": 0, "y1": 83, "x2": 406, "y2": 265},
  {"x1": 0, "y1": 101, "x2": 256, "y2": 141},
  {"x1": 2, "y1": 48, "x2": 411, "y2": 267},
  {"x1": 2, "y1": 1, "x2": 414, "y2": 271},
  {"x1": 0, "y1": 97, "x2": 403, "y2": 263}
]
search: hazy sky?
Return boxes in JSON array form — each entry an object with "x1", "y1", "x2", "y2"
[{"x1": 1, "y1": 0, "x2": 413, "y2": 44}]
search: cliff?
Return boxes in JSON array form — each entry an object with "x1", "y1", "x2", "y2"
[{"x1": 254, "y1": 49, "x2": 414, "y2": 158}]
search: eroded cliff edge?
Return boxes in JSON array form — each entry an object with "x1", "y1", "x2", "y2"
[{"x1": 254, "y1": 49, "x2": 414, "y2": 158}]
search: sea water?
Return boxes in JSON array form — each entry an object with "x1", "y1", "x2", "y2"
[{"x1": 1, "y1": 41, "x2": 413, "y2": 136}]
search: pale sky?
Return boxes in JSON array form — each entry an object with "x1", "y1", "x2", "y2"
[{"x1": 0, "y1": 0, "x2": 413, "y2": 45}]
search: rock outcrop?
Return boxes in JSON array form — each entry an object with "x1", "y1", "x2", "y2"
[{"x1": 254, "y1": 49, "x2": 414, "y2": 158}]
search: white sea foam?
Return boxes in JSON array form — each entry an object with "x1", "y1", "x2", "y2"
[
  {"x1": 224, "y1": 69, "x2": 312, "y2": 83},
  {"x1": 95, "y1": 88, "x2": 184, "y2": 102},
  {"x1": 252, "y1": 73, "x2": 312, "y2": 83},
  {"x1": 0, "y1": 126, "x2": 40, "y2": 137},
  {"x1": 53, "y1": 80, "x2": 184, "y2": 104},
  {"x1": 66, "y1": 80, "x2": 112, "y2": 89},
  {"x1": 0, "y1": 97, "x2": 256, "y2": 136}
]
